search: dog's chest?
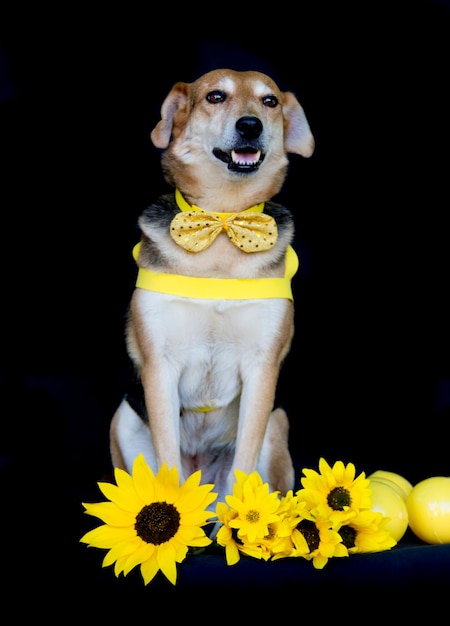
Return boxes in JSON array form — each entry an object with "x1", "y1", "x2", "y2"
[
  {"x1": 135, "y1": 290, "x2": 286, "y2": 353},
  {"x1": 132, "y1": 290, "x2": 289, "y2": 403},
  {"x1": 135, "y1": 290, "x2": 288, "y2": 421}
]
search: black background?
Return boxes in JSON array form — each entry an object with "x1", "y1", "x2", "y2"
[{"x1": 0, "y1": 0, "x2": 449, "y2": 602}]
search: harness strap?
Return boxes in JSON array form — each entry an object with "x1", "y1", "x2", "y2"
[{"x1": 133, "y1": 243, "x2": 298, "y2": 301}]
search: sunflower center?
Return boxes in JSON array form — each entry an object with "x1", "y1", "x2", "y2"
[
  {"x1": 135, "y1": 502, "x2": 181, "y2": 545},
  {"x1": 246, "y1": 509, "x2": 260, "y2": 523},
  {"x1": 297, "y1": 519, "x2": 319, "y2": 552},
  {"x1": 327, "y1": 486, "x2": 351, "y2": 510},
  {"x1": 339, "y1": 525, "x2": 357, "y2": 549}
]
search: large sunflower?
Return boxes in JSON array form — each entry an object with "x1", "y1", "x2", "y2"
[
  {"x1": 296, "y1": 457, "x2": 372, "y2": 527},
  {"x1": 80, "y1": 454, "x2": 217, "y2": 585}
]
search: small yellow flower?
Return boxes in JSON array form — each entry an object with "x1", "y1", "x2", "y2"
[
  {"x1": 255, "y1": 520, "x2": 296, "y2": 560},
  {"x1": 80, "y1": 454, "x2": 217, "y2": 585},
  {"x1": 294, "y1": 516, "x2": 349, "y2": 569},
  {"x1": 337, "y1": 509, "x2": 397, "y2": 554},
  {"x1": 215, "y1": 501, "x2": 241, "y2": 565},
  {"x1": 230, "y1": 469, "x2": 263, "y2": 500},
  {"x1": 297, "y1": 457, "x2": 372, "y2": 527},
  {"x1": 225, "y1": 471, "x2": 281, "y2": 543},
  {"x1": 267, "y1": 490, "x2": 310, "y2": 560},
  {"x1": 215, "y1": 470, "x2": 284, "y2": 563}
]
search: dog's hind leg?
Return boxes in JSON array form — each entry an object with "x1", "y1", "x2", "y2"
[
  {"x1": 110, "y1": 398, "x2": 157, "y2": 473},
  {"x1": 256, "y1": 407, "x2": 295, "y2": 495}
]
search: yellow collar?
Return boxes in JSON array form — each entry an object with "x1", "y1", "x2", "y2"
[{"x1": 175, "y1": 188, "x2": 265, "y2": 216}]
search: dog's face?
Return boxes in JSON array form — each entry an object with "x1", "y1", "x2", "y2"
[{"x1": 151, "y1": 69, "x2": 314, "y2": 210}]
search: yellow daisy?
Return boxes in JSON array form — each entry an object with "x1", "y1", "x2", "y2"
[
  {"x1": 253, "y1": 520, "x2": 296, "y2": 561},
  {"x1": 337, "y1": 509, "x2": 397, "y2": 554},
  {"x1": 275, "y1": 489, "x2": 309, "y2": 535},
  {"x1": 225, "y1": 471, "x2": 281, "y2": 543},
  {"x1": 215, "y1": 501, "x2": 242, "y2": 566},
  {"x1": 296, "y1": 457, "x2": 372, "y2": 527},
  {"x1": 229, "y1": 468, "x2": 262, "y2": 499},
  {"x1": 293, "y1": 516, "x2": 349, "y2": 569},
  {"x1": 215, "y1": 470, "x2": 284, "y2": 563},
  {"x1": 80, "y1": 454, "x2": 217, "y2": 585}
]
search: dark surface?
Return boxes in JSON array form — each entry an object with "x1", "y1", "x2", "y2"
[{"x1": 1, "y1": 1, "x2": 449, "y2": 606}]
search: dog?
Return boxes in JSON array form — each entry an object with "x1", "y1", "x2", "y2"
[{"x1": 110, "y1": 68, "x2": 314, "y2": 504}]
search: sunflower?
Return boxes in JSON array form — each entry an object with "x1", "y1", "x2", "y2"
[
  {"x1": 215, "y1": 470, "x2": 283, "y2": 563},
  {"x1": 225, "y1": 471, "x2": 281, "y2": 543},
  {"x1": 80, "y1": 454, "x2": 217, "y2": 585},
  {"x1": 337, "y1": 509, "x2": 397, "y2": 554},
  {"x1": 296, "y1": 457, "x2": 372, "y2": 527},
  {"x1": 253, "y1": 519, "x2": 297, "y2": 561},
  {"x1": 293, "y1": 516, "x2": 349, "y2": 569}
]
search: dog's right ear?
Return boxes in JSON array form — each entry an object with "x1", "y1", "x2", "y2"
[
  {"x1": 282, "y1": 92, "x2": 315, "y2": 158},
  {"x1": 150, "y1": 82, "x2": 191, "y2": 149}
]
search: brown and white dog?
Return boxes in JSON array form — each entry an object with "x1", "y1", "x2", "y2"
[{"x1": 110, "y1": 68, "x2": 314, "y2": 504}]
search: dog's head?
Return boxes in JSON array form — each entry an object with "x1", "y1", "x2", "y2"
[{"x1": 151, "y1": 68, "x2": 314, "y2": 211}]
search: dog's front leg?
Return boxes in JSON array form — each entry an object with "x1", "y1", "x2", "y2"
[
  {"x1": 140, "y1": 363, "x2": 182, "y2": 475},
  {"x1": 229, "y1": 364, "x2": 280, "y2": 490}
]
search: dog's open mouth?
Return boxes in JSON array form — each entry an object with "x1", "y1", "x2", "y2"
[{"x1": 212, "y1": 147, "x2": 265, "y2": 173}]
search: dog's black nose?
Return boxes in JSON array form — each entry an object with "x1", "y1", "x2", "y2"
[{"x1": 236, "y1": 116, "x2": 263, "y2": 140}]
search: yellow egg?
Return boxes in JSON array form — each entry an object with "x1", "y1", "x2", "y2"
[
  {"x1": 369, "y1": 478, "x2": 409, "y2": 542},
  {"x1": 406, "y1": 476, "x2": 450, "y2": 544},
  {"x1": 368, "y1": 476, "x2": 408, "y2": 500},
  {"x1": 368, "y1": 470, "x2": 413, "y2": 499}
]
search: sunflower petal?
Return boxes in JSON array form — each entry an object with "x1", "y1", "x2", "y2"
[
  {"x1": 82, "y1": 501, "x2": 135, "y2": 526},
  {"x1": 154, "y1": 463, "x2": 180, "y2": 503},
  {"x1": 102, "y1": 536, "x2": 142, "y2": 563},
  {"x1": 180, "y1": 469, "x2": 202, "y2": 490},
  {"x1": 131, "y1": 453, "x2": 156, "y2": 503},
  {"x1": 312, "y1": 553, "x2": 328, "y2": 569},
  {"x1": 331, "y1": 460, "x2": 345, "y2": 483},
  {"x1": 97, "y1": 481, "x2": 143, "y2": 512},
  {"x1": 170, "y1": 538, "x2": 189, "y2": 563},
  {"x1": 176, "y1": 525, "x2": 212, "y2": 548},
  {"x1": 123, "y1": 541, "x2": 155, "y2": 575},
  {"x1": 156, "y1": 542, "x2": 178, "y2": 585},
  {"x1": 225, "y1": 541, "x2": 241, "y2": 565},
  {"x1": 175, "y1": 483, "x2": 217, "y2": 512},
  {"x1": 112, "y1": 554, "x2": 128, "y2": 576},
  {"x1": 318, "y1": 458, "x2": 332, "y2": 475},
  {"x1": 180, "y1": 508, "x2": 216, "y2": 526},
  {"x1": 80, "y1": 524, "x2": 134, "y2": 548}
]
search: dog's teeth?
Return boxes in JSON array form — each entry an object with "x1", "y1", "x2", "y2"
[{"x1": 231, "y1": 150, "x2": 261, "y2": 165}]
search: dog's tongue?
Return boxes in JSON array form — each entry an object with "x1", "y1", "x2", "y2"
[{"x1": 231, "y1": 150, "x2": 261, "y2": 166}]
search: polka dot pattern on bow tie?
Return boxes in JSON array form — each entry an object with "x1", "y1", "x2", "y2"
[{"x1": 170, "y1": 210, "x2": 278, "y2": 253}]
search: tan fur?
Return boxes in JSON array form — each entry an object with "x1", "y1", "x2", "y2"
[{"x1": 110, "y1": 69, "x2": 314, "y2": 503}]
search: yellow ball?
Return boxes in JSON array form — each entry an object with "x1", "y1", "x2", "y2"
[
  {"x1": 369, "y1": 478, "x2": 409, "y2": 542},
  {"x1": 406, "y1": 476, "x2": 450, "y2": 544},
  {"x1": 368, "y1": 470, "x2": 413, "y2": 499}
]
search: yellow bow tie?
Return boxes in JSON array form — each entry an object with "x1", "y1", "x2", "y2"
[{"x1": 170, "y1": 189, "x2": 278, "y2": 253}]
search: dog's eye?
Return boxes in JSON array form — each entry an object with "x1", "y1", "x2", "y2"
[
  {"x1": 262, "y1": 95, "x2": 278, "y2": 108},
  {"x1": 206, "y1": 90, "x2": 227, "y2": 104}
]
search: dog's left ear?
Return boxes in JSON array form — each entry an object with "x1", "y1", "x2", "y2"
[{"x1": 282, "y1": 92, "x2": 315, "y2": 158}]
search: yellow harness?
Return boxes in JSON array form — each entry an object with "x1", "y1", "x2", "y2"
[{"x1": 133, "y1": 241, "x2": 298, "y2": 301}]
